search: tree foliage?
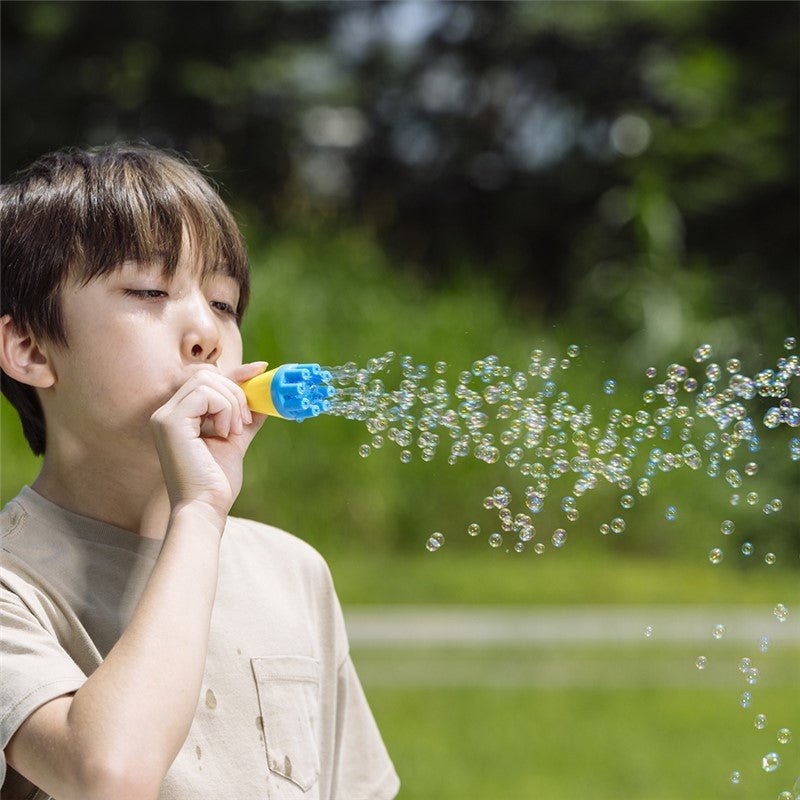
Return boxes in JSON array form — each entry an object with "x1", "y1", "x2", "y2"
[{"x1": 2, "y1": 1, "x2": 797, "y2": 326}]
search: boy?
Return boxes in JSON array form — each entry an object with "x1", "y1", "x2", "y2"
[{"x1": 0, "y1": 144, "x2": 400, "y2": 800}]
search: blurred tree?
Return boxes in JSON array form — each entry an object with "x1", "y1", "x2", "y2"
[{"x1": 1, "y1": 0, "x2": 797, "y2": 327}]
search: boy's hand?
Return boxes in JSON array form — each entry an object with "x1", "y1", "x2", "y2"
[{"x1": 149, "y1": 362, "x2": 269, "y2": 526}]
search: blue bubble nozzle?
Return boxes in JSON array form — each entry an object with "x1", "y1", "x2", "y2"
[{"x1": 239, "y1": 362, "x2": 335, "y2": 422}]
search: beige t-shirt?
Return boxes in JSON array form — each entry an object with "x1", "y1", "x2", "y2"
[{"x1": 0, "y1": 485, "x2": 400, "y2": 800}]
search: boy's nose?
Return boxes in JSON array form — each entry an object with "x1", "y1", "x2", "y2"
[{"x1": 179, "y1": 288, "x2": 223, "y2": 362}]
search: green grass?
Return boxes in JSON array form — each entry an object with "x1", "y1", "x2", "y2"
[
  {"x1": 351, "y1": 643, "x2": 800, "y2": 689},
  {"x1": 356, "y1": 644, "x2": 800, "y2": 800},
  {"x1": 367, "y1": 686, "x2": 799, "y2": 799},
  {"x1": 326, "y1": 550, "x2": 800, "y2": 606}
]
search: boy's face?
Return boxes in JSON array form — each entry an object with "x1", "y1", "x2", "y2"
[{"x1": 42, "y1": 243, "x2": 245, "y2": 460}]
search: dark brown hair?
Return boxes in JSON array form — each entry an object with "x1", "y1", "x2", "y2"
[{"x1": 1, "y1": 142, "x2": 251, "y2": 456}]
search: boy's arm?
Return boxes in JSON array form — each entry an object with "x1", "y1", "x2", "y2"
[
  {"x1": 5, "y1": 501, "x2": 224, "y2": 800},
  {"x1": 7, "y1": 361, "x2": 267, "y2": 797}
]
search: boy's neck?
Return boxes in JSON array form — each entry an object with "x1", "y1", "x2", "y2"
[{"x1": 31, "y1": 460, "x2": 172, "y2": 541}]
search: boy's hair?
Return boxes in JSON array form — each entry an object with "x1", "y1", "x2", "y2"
[{"x1": 0, "y1": 142, "x2": 251, "y2": 457}]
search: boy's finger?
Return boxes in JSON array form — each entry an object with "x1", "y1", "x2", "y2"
[{"x1": 230, "y1": 361, "x2": 269, "y2": 379}]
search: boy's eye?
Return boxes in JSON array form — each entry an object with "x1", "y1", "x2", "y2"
[
  {"x1": 123, "y1": 289, "x2": 240, "y2": 320},
  {"x1": 124, "y1": 289, "x2": 166, "y2": 299}
]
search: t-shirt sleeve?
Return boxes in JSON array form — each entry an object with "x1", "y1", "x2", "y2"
[
  {"x1": 0, "y1": 587, "x2": 87, "y2": 787},
  {"x1": 332, "y1": 654, "x2": 400, "y2": 800}
]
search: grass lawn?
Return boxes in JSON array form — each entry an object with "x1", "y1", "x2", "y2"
[
  {"x1": 357, "y1": 643, "x2": 800, "y2": 799},
  {"x1": 327, "y1": 549, "x2": 800, "y2": 606}
]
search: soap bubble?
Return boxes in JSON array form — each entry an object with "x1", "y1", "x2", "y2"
[
  {"x1": 784, "y1": 336, "x2": 797, "y2": 350},
  {"x1": 493, "y1": 485, "x2": 512, "y2": 508},
  {"x1": 708, "y1": 548, "x2": 723, "y2": 565},
  {"x1": 695, "y1": 656, "x2": 708, "y2": 670},
  {"x1": 467, "y1": 523, "x2": 481, "y2": 537},
  {"x1": 745, "y1": 667, "x2": 760, "y2": 685},
  {"x1": 726, "y1": 358, "x2": 742, "y2": 373},
  {"x1": 519, "y1": 526, "x2": 535, "y2": 542},
  {"x1": 755, "y1": 714, "x2": 767, "y2": 730},
  {"x1": 712, "y1": 624, "x2": 726, "y2": 640},
  {"x1": 777, "y1": 728, "x2": 792, "y2": 745},
  {"x1": 665, "y1": 505, "x2": 677, "y2": 521},
  {"x1": 426, "y1": 532, "x2": 444, "y2": 552},
  {"x1": 761, "y1": 752, "x2": 780, "y2": 773},
  {"x1": 764, "y1": 552, "x2": 777, "y2": 565},
  {"x1": 740, "y1": 692, "x2": 752, "y2": 709},
  {"x1": 773, "y1": 604, "x2": 789, "y2": 623},
  {"x1": 620, "y1": 494, "x2": 635, "y2": 509},
  {"x1": 721, "y1": 519, "x2": 735, "y2": 535},
  {"x1": 567, "y1": 344, "x2": 580, "y2": 358},
  {"x1": 358, "y1": 444, "x2": 371, "y2": 458},
  {"x1": 744, "y1": 461, "x2": 758, "y2": 476},
  {"x1": 741, "y1": 542, "x2": 754, "y2": 556},
  {"x1": 739, "y1": 657, "x2": 752, "y2": 673},
  {"x1": 488, "y1": 532, "x2": 503, "y2": 548},
  {"x1": 725, "y1": 468, "x2": 743, "y2": 488},
  {"x1": 644, "y1": 625, "x2": 654, "y2": 638},
  {"x1": 610, "y1": 517, "x2": 626, "y2": 534},
  {"x1": 759, "y1": 636, "x2": 770, "y2": 653},
  {"x1": 434, "y1": 361, "x2": 448, "y2": 374},
  {"x1": 603, "y1": 379, "x2": 617, "y2": 395},
  {"x1": 694, "y1": 344, "x2": 713, "y2": 362},
  {"x1": 552, "y1": 529, "x2": 567, "y2": 547},
  {"x1": 729, "y1": 770, "x2": 741, "y2": 784}
]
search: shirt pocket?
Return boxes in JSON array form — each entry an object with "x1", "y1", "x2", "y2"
[{"x1": 251, "y1": 655, "x2": 321, "y2": 794}]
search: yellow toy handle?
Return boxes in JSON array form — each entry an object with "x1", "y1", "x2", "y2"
[{"x1": 239, "y1": 366, "x2": 279, "y2": 416}]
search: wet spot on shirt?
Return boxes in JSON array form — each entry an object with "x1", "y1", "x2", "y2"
[
  {"x1": 256, "y1": 715, "x2": 264, "y2": 731},
  {"x1": 196, "y1": 745, "x2": 202, "y2": 760},
  {"x1": 205, "y1": 689, "x2": 217, "y2": 710},
  {"x1": 284, "y1": 755, "x2": 292, "y2": 778}
]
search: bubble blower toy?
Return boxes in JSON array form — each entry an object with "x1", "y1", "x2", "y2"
[{"x1": 239, "y1": 363, "x2": 336, "y2": 422}]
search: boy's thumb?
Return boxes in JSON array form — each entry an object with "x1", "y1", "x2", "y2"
[{"x1": 232, "y1": 361, "x2": 269, "y2": 380}]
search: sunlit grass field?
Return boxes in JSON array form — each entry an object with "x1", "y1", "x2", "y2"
[
  {"x1": 363, "y1": 680, "x2": 799, "y2": 799},
  {"x1": 336, "y1": 550, "x2": 798, "y2": 799},
  {"x1": 327, "y1": 549, "x2": 800, "y2": 606}
]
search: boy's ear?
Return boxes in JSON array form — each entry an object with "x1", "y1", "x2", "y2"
[{"x1": 0, "y1": 314, "x2": 57, "y2": 388}]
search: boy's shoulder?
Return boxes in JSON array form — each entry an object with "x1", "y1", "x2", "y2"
[{"x1": 224, "y1": 514, "x2": 331, "y2": 576}]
